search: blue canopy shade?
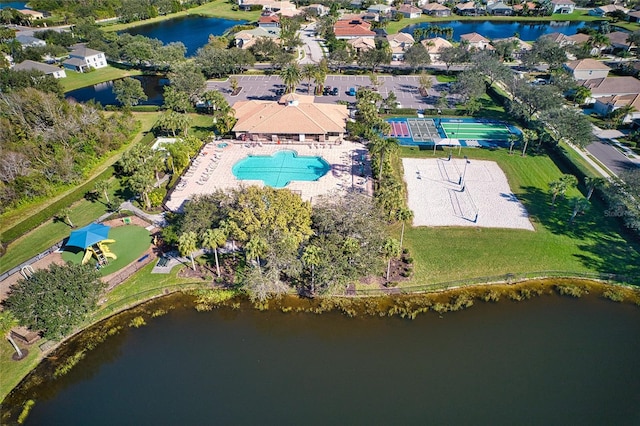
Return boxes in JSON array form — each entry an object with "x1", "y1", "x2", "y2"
[{"x1": 66, "y1": 223, "x2": 111, "y2": 249}]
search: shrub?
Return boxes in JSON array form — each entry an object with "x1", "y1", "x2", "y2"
[
  {"x1": 129, "y1": 316, "x2": 146, "y2": 327},
  {"x1": 602, "y1": 287, "x2": 624, "y2": 302},
  {"x1": 555, "y1": 284, "x2": 586, "y2": 298},
  {"x1": 482, "y1": 289, "x2": 501, "y2": 302}
]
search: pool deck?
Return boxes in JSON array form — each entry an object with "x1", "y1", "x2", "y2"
[{"x1": 165, "y1": 140, "x2": 373, "y2": 211}]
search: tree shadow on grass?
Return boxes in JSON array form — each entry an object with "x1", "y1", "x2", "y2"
[{"x1": 518, "y1": 185, "x2": 640, "y2": 281}]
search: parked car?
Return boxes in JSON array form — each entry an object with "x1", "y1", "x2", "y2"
[
  {"x1": 348, "y1": 87, "x2": 356, "y2": 96},
  {"x1": 330, "y1": 87, "x2": 338, "y2": 96},
  {"x1": 323, "y1": 86, "x2": 332, "y2": 95}
]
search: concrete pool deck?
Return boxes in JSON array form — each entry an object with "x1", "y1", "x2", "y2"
[
  {"x1": 403, "y1": 158, "x2": 534, "y2": 230},
  {"x1": 165, "y1": 140, "x2": 373, "y2": 211}
]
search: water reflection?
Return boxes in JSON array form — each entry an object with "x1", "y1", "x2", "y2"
[{"x1": 65, "y1": 75, "x2": 168, "y2": 106}]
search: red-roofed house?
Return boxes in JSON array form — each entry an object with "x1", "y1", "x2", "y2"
[
  {"x1": 334, "y1": 19, "x2": 376, "y2": 40},
  {"x1": 258, "y1": 14, "x2": 280, "y2": 28}
]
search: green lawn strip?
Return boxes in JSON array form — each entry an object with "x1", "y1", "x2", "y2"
[
  {"x1": 104, "y1": 0, "x2": 259, "y2": 32},
  {"x1": 61, "y1": 66, "x2": 143, "y2": 92},
  {"x1": 396, "y1": 147, "x2": 640, "y2": 286},
  {"x1": 435, "y1": 74, "x2": 456, "y2": 83},
  {"x1": 0, "y1": 342, "x2": 41, "y2": 404},
  {"x1": 60, "y1": 226, "x2": 152, "y2": 276},
  {"x1": 554, "y1": 141, "x2": 602, "y2": 178}
]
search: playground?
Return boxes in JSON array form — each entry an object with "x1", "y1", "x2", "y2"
[
  {"x1": 61, "y1": 224, "x2": 151, "y2": 276},
  {"x1": 387, "y1": 118, "x2": 521, "y2": 148},
  {"x1": 403, "y1": 157, "x2": 534, "y2": 230}
]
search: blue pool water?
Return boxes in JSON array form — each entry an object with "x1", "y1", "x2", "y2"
[{"x1": 232, "y1": 150, "x2": 330, "y2": 188}]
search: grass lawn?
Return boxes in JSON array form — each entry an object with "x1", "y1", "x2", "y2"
[
  {"x1": 60, "y1": 225, "x2": 151, "y2": 276},
  {"x1": 436, "y1": 74, "x2": 456, "y2": 83},
  {"x1": 396, "y1": 147, "x2": 640, "y2": 286},
  {"x1": 104, "y1": 0, "x2": 259, "y2": 32},
  {"x1": 61, "y1": 66, "x2": 143, "y2": 92},
  {"x1": 0, "y1": 343, "x2": 42, "y2": 404}
]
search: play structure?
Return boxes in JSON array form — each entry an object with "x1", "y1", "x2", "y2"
[
  {"x1": 66, "y1": 223, "x2": 117, "y2": 267},
  {"x1": 81, "y1": 239, "x2": 117, "y2": 265}
]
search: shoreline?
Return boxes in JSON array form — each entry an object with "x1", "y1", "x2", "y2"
[{"x1": 2, "y1": 276, "x2": 638, "y2": 405}]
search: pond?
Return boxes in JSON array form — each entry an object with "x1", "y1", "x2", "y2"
[
  {"x1": 120, "y1": 15, "x2": 246, "y2": 57},
  {"x1": 0, "y1": 1, "x2": 28, "y2": 9},
  {"x1": 401, "y1": 20, "x2": 599, "y2": 42},
  {"x1": 6, "y1": 291, "x2": 640, "y2": 425},
  {"x1": 65, "y1": 75, "x2": 168, "y2": 106}
]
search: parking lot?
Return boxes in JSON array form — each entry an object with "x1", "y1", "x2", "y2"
[{"x1": 205, "y1": 75, "x2": 457, "y2": 110}]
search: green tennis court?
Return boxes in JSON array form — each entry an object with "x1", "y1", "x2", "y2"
[{"x1": 440, "y1": 122, "x2": 513, "y2": 141}]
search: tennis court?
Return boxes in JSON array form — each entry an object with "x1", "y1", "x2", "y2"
[{"x1": 439, "y1": 119, "x2": 514, "y2": 144}]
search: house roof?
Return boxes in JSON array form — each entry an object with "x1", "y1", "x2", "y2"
[
  {"x1": 456, "y1": 1, "x2": 476, "y2": 10},
  {"x1": 15, "y1": 35, "x2": 44, "y2": 45},
  {"x1": 492, "y1": 37, "x2": 532, "y2": 50},
  {"x1": 487, "y1": 1, "x2": 512, "y2": 10},
  {"x1": 542, "y1": 32, "x2": 571, "y2": 44},
  {"x1": 596, "y1": 93, "x2": 640, "y2": 110},
  {"x1": 397, "y1": 4, "x2": 422, "y2": 13},
  {"x1": 512, "y1": 2, "x2": 536, "y2": 10},
  {"x1": 232, "y1": 100, "x2": 348, "y2": 134},
  {"x1": 550, "y1": 0, "x2": 574, "y2": 4},
  {"x1": 422, "y1": 3, "x2": 450, "y2": 11},
  {"x1": 70, "y1": 45, "x2": 104, "y2": 58},
  {"x1": 581, "y1": 77, "x2": 640, "y2": 95},
  {"x1": 14, "y1": 60, "x2": 61, "y2": 74},
  {"x1": 387, "y1": 32, "x2": 415, "y2": 44},
  {"x1": 258, "y1": 14, "x2": 280, "y2": 23},
  {"x1": 596, "y1": 4, "x2": 627, "y2": 13},
  {"x1": 565, "y1": 58, "x2": 611, "y2": 71},
  {"x1": 18, "y1": 9, "x2": 44, "y2": 17},
  {"x1": 628, "y1": 10, "x2": 640, "y2": 19},
  {"x1": 420, "y1": 37, "x2": 453, "y2": 53},
  {"x1": 347, "y1": 37, "x2": 376, "y2": 50},
  {"x1": 368, "y1": 4, "x2": 391, "y2": 11},
  {"x1": 63, "y1": 57, "x2": 86, "y2": 67},
  {"x1": 334, "y1": 19, "x2": 375, "y2": 37},
  {"x1": 607, "y1": 31, "x2": 634, "y2": 47},
  {"x1": 566, "y1": 33, "x2": 591, "y2": 44},
  {"x1": 460, "y1": 32, "x2": 490, "y2": 43}
]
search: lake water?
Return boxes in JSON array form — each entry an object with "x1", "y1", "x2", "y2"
[
  {"x1": 121, "y1": 15, "x2": 245, "y2": 57},
  {"x1": 65, "y1": 75, "x2": 168, "y2": 106},
  {"x1": 7, "y1": 292, "x2": 640, "y2": 425},
  {"x1": 401, "y1": 20, "x2": 597, "y2": 41},
  {"x1": 0, "y1": 1, "x2": 28, "y2": 9}
]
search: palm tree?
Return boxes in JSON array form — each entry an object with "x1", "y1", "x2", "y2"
[
  {"x1": 94, "y1": 180, "x2": 110, "y2": 204},
  {"x1": 229, "y1": 76, "x2": 239, "y2": 95},
  {"x1": 245, "y1": 236, "x2": 267, "y2": 267},
  {"x1": 302, "y1": 64, "x2": 315, "y2": 94},
  {"x1": 58, "y1": 207, "x2": 74, "y2": 228},
  {"x1": 178, "y1": 231, "x2": 198, "y2": 271},
  {"x1": 549, "y1": 174, "x2": 577, "y2": 207},
  {"x1": 279, "y1": 63, "x2": 302, "y2": 94},
  {"x1": 584, "y1": 176, "x2": 606, "y2": 200},
  {"x1": 201, "y1": 228, "x2": 228, "y2": 278},
  {"x1": 371, "y1": 137, "x2": 400, "y2": 183},
  {"x1": 396, "y1": 207, "x2": 414, "y2": 250},
  {"x1": 301, "y1": 245, "x2": 322, "y2": 295},
  {"x1": 0, "y1": 311, "x2": 24, "y2": 360},
  {"x1": 521, "y1": 129, "x2": 538, "y2": 157},
  {"x1": 569, "y1": 198, "x2": 590, "y2": 224},
  {"x1": 312, "y1": 59, "x2": 328, "y2": 95},
  {"x1": 418, "y1": 72, "x2": 433, "y2": 96},
  {"x1": 382, "y1": 238, "x2": 401, "y2": 282}
]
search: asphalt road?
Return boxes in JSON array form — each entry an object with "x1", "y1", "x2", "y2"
[{"x1": 586, "y1": 140, "x2": 638, "y2": 176}]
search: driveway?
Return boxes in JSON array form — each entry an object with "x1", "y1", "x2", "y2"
[
  {"x1": 206, "y1": 75, "x2": 455, "y2": 110},
  {"x1": 298, "y1": 23, "x2": 324, "y2": 65}
]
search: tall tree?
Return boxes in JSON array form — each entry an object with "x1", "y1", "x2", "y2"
[
  {"x1": 94, "y1": 179, "x2": 110, "y2": 204},
  {"x1": 396, "y1": 207, "x2": 413, "y2": 249},
  {"x1": 178, "y1": 231, "x2": 198, "y2": 271},
  {"x1": 521, "y1": 128, "x2": 538, "y2": 157},
  {"x1": 404, "y1": 42, "x2": 431, "y2": 71},
  {"x1": 279, "y1": 63, "x2": 302, "y2": 94},
  {"x1": 569, "y1": 198, "x2": 590, "y2": 224},
  {"x1": 371, "y1": 137, "x2": 400, "y2": 182},
  {"x1": 302, "y1": 64, "x2": 315, "y2": 94},
  {"x1": 382, "y1": 237, "x2": 401, "y2": 281},
  {"x1": 58, "y1": 207, "x2": 74, "y2": 228},
  {"x1": 549, "y1": 174, "x2": 577, "y2": 207},
  {"x1": 585, "y1": 176, "x2": 606, "y2": 200},
  {"x1": 0, "y1": 310, "x2": 24, "y2": 360},
  {"x1": 113, "y1": 77, "x2": 147, "y2": 108},
  {"x1": 301, "y1": 245, "x2": 322, "y2": 295},
  {"x1": 5, "y1": 263, "x2": 104, "y2": 340},
  {"x1": 201, "y1": 228, "x2": 228, "y2": 278}
]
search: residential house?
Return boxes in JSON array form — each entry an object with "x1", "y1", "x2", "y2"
[
  {"x1": 18, "y1": 9, "x2": 44, "y2": 20},
  {"x1": 234, "y1": 27, "x2": 280, "y2": 49},
  {"x1": 565, "y1": 33, "x2": 601, "y2": 56},
  {"x1": 512, "y1": 2, "x2": 537, "y2": 15},
  {"x1": 580, "y1": 76, "x2": 640, "y2": 101},
  {"x1": 550, "y1": 0, "x2": 575, "y2": 14},
  {"x1": 257, "y1": 14, "x2": 280, "y2": 28},
  {"x1": 396, "y1": 4, "x2": 422, "y2": 18},
  {"x1": 15, "y1": 35, "x2": 46, "y2": 48},
  {"x1": 486, "y1": 1, "x2": 513, "y2": 16},
  {"x1": 14, "y1": 60, "x2": 66, "y2": 78},
  {"x1": 347, "y1": 37, "x2": 376, "y2": 54},
  {"x1": 367, "y1": 4, "x2": 393, "y2": 14},
  {"x1": 420, "y1": 37, "x2": 453, "y2": 62},
  {"x1": 62, "y1": 45, "x2": 107, "y2": 72},
  {"x1": 421, "y1": 2, "x2": 451, "y2": 16},
  {"x1": 564, "y1": 59, "x2": 611, "y2": 80},
  {"x1": 492, "y1": 36, "x2": 531, "y2": 58},
  {"x1": 460, "y1": 32, "x2": 494, "y2": 50},
  {"x1": 455, "y1": 1, "x2": 482, "y2": 16},
  {"x1": 594, "y1": 93, "x2": 640, "y2": 122},
  {"x1": 387, "y1": 32, "x2": 415, "y2": 61},
  {"x1": 334, "y1": 18, "x2": 376, "y2": 40},
  {"x1": 607, "y1": 31, "x2": 636, "y2": 52},
  {"x1": 232, "y1": 94, "x2": 349, "y2": 143},
  {"x1": 589, "y1": 4, "x2": 627, "y2": 17},
  {"x1": 541, "y1": 32, "x2": 573, "y2": 47},
  {"x1": 306, "y1": 3, "x2": 328, "y2": 16},
  {"x1": 628, "y1": 10, "x2": 640, "y2": 23},
  {"x1": 237, "y1": 0, "x2": 299, "y2": 16}
]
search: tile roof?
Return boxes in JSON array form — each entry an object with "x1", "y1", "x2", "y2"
[
  {"x1": 334, "y1": 19, "x2": 375, "y2": 37},
  {"x1": 422, "y1": 3, "x2": 450, "y2": 11},
  {"x1": 456, "y1": 1, "x2": 476, "y2": 10},
  {"x1": 596, "y1": 93, "x2": 640, "y2": 109},
  {"x1": 70, "y1": 45, "x2": 104, "y2": 58},
  {"x1": 581, "y1": 77, "x2": 640, "y2": 95},
  {"x1": 607, "y1": 31, "x2": 634, "y2": 47},
  {"x1": 565, "y1": 58, "x2": 611, "y2": 71},
  {"x1": 14, "y1": 60, "x2": 61, "y2": 74},
  {"x1": 566, "y1": 33, "x2": 590, "y2": 44},
  {"x1": 550, "y1": 0, "x2": 574, "y2": 4},
  {"x1": 232, "y1": 100, "x2": 348, "y2": 134},
  {"x1": 460, "y1": 32, "x2": 490, "y2": 43},
  {"x1": 420, "y1": 37, "x2": 453, "y2": 53}
]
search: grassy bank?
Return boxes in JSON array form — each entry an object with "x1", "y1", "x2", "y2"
[
  {"x1": 61, "y1": 66, "x2": 143, "y2": 92},
  {"x1": 104, "y1": 0, "x2": 259, "y2": 32},
  {"x1": 385, "y1": 11, "x2": 625, "y2": 35}
]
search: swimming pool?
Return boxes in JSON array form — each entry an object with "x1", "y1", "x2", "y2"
[{"x1": 232, "y1": 150, "x2": 330, "y2": 188}]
